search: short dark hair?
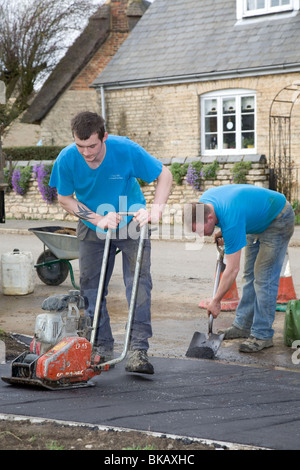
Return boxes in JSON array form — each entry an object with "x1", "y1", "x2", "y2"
[
  {"x1": 71, "y1": 112, "x2": 106, "y2": 141},
  {"x1": 183, "y1": 202, "x2": 211, "y2": 232}
]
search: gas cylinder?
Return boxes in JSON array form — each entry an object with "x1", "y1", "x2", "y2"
[{"x1": 1, "y1": 249, "x2": 35, "y2": 295}]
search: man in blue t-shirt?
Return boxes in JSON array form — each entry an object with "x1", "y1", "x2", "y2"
[
  {"x1": 186, "y1": 184, "x2": 294, "y2": 352},
  {"x1": 50, "y1": 111, "x2": 173, "y2": 374}
]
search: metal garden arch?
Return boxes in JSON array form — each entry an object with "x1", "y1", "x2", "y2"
[{"x1": 269, "y1": 82, "x2": 300, "y2": 202}]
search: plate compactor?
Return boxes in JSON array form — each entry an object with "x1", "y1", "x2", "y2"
[{"x1": 2, "y1": 219, "x2": 147, "y2": 390}]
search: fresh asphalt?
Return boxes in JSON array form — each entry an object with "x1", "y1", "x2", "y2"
[
  {"x1": 1, "y1": 356, "x2": 300, "y2": 450},
  {"x1": 1, "y1": 220, "x2": 300, "y2": 450}
]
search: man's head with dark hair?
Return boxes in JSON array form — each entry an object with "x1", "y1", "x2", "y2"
[
  {"x1": 184, "y1": 202, "x2": 212, "y2": 231},
  {"x1": 183, "y1": 202, "x2": 217, "y2": 237},
  {"x1": 71, "y1": 112, "x2": 106, "y2": 141}
]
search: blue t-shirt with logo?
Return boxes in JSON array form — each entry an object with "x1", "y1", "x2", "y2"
[
  {"x1": 200, "y1": 184, "x2": 286, "y2": 255},
  {"x1": 49, "y1": 135, "x2": 163, "y2": 231}
]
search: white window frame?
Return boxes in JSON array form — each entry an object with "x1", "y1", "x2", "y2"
[
  {"x1": 237, "y1": 0, "x2": 299, "y2": 18},
  {"x1": 200, "y1": 89, "x2": 256, "y2": 156}
]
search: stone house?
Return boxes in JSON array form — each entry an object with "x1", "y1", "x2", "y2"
[{"x1": 90, "y1": 0, "x2": 300, "y2": 202}]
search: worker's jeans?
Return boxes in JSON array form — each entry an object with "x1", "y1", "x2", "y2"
[
  {"x1": 233, "y1": 204, "x2": 295, "y2": 340},
  {"x1": 78, "y1": 221, "x2": 152, "y2": 352}
]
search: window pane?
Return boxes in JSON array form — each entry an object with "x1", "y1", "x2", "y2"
[
  {"x1": 205, "y1": 134, "x2": 218, "y2": 150},
  {"x1": 242, "y1": 114, "x2": 254, "y2": 131},
  {"x1": 242, "y1": 133, "x2": 255, "y2": 148},
  {"x1": 204, "y1": 99, "x2": 218, "y2": 150},
  {"x1": 223, "y1": 134, "x2": 236, "y2": 149},
  {"x1": 204, "y1": 99, "x2": 217, "y2": 115},
  {"x1": 241, "y1": 97, "x2": 255, "y2": 133},
  {"x1": 271, "y1": 0, "x2": 290, "y2": 5},
  {"x1": 223, "y1": 98, "x2": 236, "y2": 149},
  {"x1": 223, "y1": 98, "x2": 235, "y2": 114},
  {"x1": 247, "y1": 0, "x2": 256, "y2": 10},
  {"x1": 205, "y1": 116, "x2": 217, "y2": 133},
  {"x1": 224, "y1": 116, "x2": 236, "y2": 131},
  {"x1": 241, "y1": 96, "x2": 255, "y2": 111},
  {"x1": 248, "y1": 0, "x2": 265, "y2": 9}
]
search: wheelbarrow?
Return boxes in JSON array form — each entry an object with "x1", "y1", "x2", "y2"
[
  {"x1": 30, "y1": 219, "x2": 151, "y2": 290},
  {"x1": 29, "y1": 226, "x2": 80, "y2": 289}
]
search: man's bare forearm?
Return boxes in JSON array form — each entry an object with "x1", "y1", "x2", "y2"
[
  {"x1": 152, "y1": 166, "x2": 173, "y2": 218},
  {"x1": 58, "y1": 194, "x2": 100, "y2": 226},
  {"x1": 57, "y1": 194, "x2": 122, "y2": 230},
  {"x1": 73, "y1": 203, "x2": 95, "y2": 221}
]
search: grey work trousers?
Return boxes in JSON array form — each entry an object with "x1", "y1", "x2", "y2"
[{"x1": 77, "y1": 220, "x2": 152, "y2": 352}]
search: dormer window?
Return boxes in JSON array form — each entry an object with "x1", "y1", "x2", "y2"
[
  {"x1": 237, "y1": 0, "x2": 299, "y2": 18},
  {"x1": 246, "y1": 0, "x2": 291, "y2": 14}
]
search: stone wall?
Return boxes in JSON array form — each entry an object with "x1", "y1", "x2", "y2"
[{"x1": 4, "y1": 155, "x2": 269, "y2": 223}]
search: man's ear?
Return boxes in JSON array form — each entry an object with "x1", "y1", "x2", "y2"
[{"x1": 207, "y1": 212, "x2": 214, "y2": 223}]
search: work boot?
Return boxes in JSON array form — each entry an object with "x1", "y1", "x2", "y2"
[
  {"x1": 125, "y1": 350, "x2": 154, "y2": 375},
  {"x1": 92, "y1": 347, "x2": 114, "y2": 366},
  {"x1": 239, "y1": 336, "x2": 273, "y2": 353},
  {"x1": 218, "y1": 324, "x2": 250, "y2": 340}
]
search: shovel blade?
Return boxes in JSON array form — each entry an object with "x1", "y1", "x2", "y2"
[{"x1": 185, "y1": 331, "x2": 224, "y2": 359}]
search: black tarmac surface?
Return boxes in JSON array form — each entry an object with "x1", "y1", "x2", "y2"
[{"x1": 1, "y1": 356, "x2": 300, "y2": 450}]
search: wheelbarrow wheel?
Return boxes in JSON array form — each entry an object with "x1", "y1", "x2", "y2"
[{"x1": 36, "y1": 249, "x2": 69, "y2": 286}]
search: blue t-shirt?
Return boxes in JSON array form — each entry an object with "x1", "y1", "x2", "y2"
[
  {"x1": 49, "y1": 135, "x2": 163, "y2": 231},
  {"x1": 200, "y1": 184, "x2": 286, "y2": 255}
]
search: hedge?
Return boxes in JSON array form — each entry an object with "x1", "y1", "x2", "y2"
[{"x1": 3, "y1": 146, "x2": 64, "y2": 161}]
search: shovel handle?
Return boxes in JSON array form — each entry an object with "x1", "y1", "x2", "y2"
[
  {"x1": 215, "y1": 237, "x2": 225, "y2": 256},
  {"x1": 208, "y1": 242, "x2": 225, "y2": 334},
  {"x1": 208, "y1": 313, "x2": 214, "y2": 334}
]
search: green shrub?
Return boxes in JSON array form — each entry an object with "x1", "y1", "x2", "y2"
[
  {"x1": 231, "y1": 161, "x2": 252, "y2": 184},
  {"x1": 169, "y1": 162, "x2": 189, "y2": 185},
  {"x1": 3, "y1": 146, "x2": 64, "y2": 161}
]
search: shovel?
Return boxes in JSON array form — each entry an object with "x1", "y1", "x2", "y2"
[{"x1": 186, "y1": 243, "x2": 225, "y2": 359}]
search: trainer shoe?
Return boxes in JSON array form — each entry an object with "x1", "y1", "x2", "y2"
[
  {"x1": 218, "y1": 324, "x2": 250, "y2": 339},
  {"x1": 239, "y1": 336, "x2": 273, "y2": 353},
  {"x1": 125, "y1": 349, "x2": 154, "y2": 375}
]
